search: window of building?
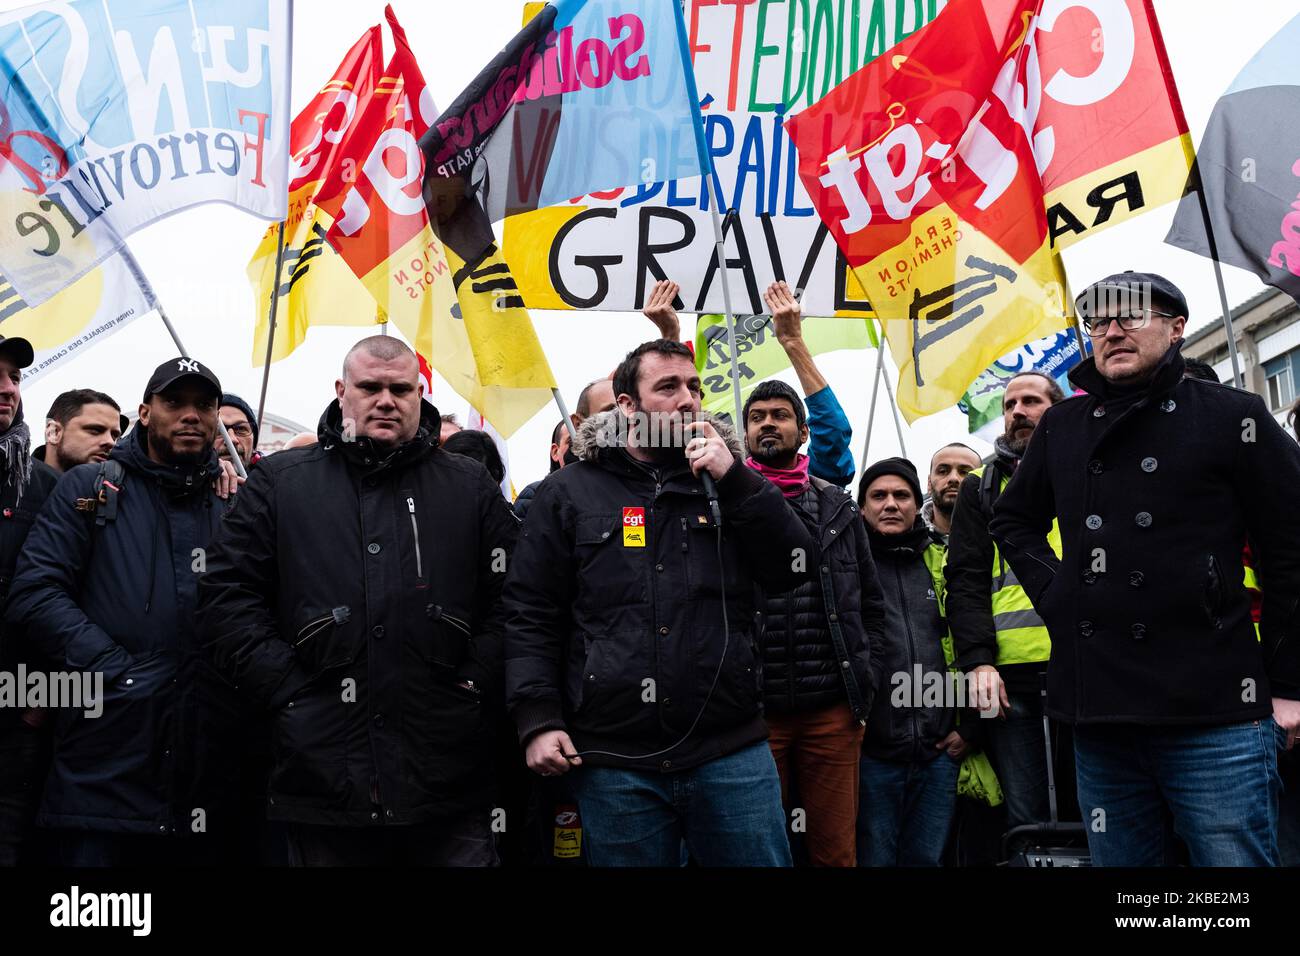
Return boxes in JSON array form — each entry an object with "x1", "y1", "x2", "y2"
[{"x1": 1265, "y1": 351, "x2": 1296, "y2": 411}]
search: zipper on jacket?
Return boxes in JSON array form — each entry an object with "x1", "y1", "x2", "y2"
[
  {"x1": 407, "y1": 496, "x2": 423, "y2": 580},
  {"x1": 893, "y1": 562, "x2": 922, "y2": 761}
]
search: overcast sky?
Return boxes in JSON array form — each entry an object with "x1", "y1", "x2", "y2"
[{"x1": 6, "y1": 0, "x2": 1296, "y2": 490}]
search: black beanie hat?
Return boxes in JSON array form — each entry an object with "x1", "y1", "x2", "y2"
[
  {"x1": 221, "y1": 393, "x2": 259, "y2": 449},
  {"x1": 858, "y1": 456, "x2": 923, "y2": 508}
]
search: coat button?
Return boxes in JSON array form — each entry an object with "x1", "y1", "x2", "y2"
[
  {"x1": 386, "y1": 810, "x2": 394, "y2": 819},
  {"x1": 586, "y1": 673, "x2": 595, "y2": 681},
  {"x1": 1140, "y1": 457, "x2": 1158, "y2": 473},
  {"x1": 829, "y1": 529, "x2": 837, "y2": 535},
  {"x1": 367, "y1": 542, "x2": 381, "y2": 554},
  {"x1": 373, "y1": 713, "x2": 385, "y2": 728},
  {"x1": 1079, "y1": 620, "x2": 1094, "y2": 638},
  {"x1": 1135, "y1": 512, "x2": 1152, "y2": 528},
  {"x1": 829, "y1": 613, "x2": 839, "y2": 622},
  {"x1": 372, "y1": 625, "x2": 385, "y2": 639},
  {"x1": 659, "y1": 626, "x2": 669, "y2": 636},
  {"x1": 841, "y1": 660, "x2": 851, "y2": 669},
  {"x1": 1088, "y1": 460, "x2": 1103, "y2": 475},
  {"x1": 1131, "y1": 623, "x2": 1147, "y2": 639},
  {"x1": 1129, "y1": 571, "x2": 1145, "y2": 588},
  {"x1": 661, "y1": 760, "x2": 672, "y2": 771},
  {"x1": 1160, "y1": 399, "x2": 1176, "y2": 413},
  {"x1": 1093, "y1": 406, "x2": 1106, "y2": 418},
  {"x1": 663, "y1": 698, "x2": 672, "y2": 707},
  {"x1": 1082, "y1": 570, "x2": 1098, "y2": 585},
  {"x1": 655, "y1": 564, "x2": 664, "y2": 573},
  {"x1": 370, "y1": 812, "x2": 379, "y2": 821},
  {"x1": 1085, "y1": 514, "x2": 1103, "y2": 530}
]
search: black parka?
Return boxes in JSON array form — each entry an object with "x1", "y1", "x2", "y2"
[
  {"x1": 759, "y1": 477, "x2": 885, "y2": 719},
  {"x1": 6, "y1": 427, "x2": 248, "y2": 835},
  {"x1": 196, "y1": 401, "x2": 520, "y2": 827},
  {"x1": 502, "y1": 411, "x2": 817, "y2": 773},
  {"x1": 990, "y1": 343, "x2": 1300, "y2": 724}
]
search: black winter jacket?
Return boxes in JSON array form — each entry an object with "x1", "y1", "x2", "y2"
[
  {"x1": 6, "y1": 427, "x2": 249, "y2": 835},
  {"x1": 866, "y1": 520, "x2": 976, "y2": 763},
  {"x1": 990, "y1": 343, "x2": 1300, "y2": 725},
  {"x1": 196, "y1": 401, "x2": 520, "y2": 827},
  {"x1": 759, "y1": 478, "x2": 884, "y2": 719},
  {"x1": 503, "y1": 411, "x2": 817, "y2": 772},
  {"x1": 0, "y1": 422, "x2": 59, "y2": 730},
  {"x1": 945, "y1": 447, "x2": 1047, "y2": 698}
]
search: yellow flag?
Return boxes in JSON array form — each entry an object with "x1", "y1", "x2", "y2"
[
  {"x1": 248, "y1": 186, "x2": 383, "y2": 365},
  {"x1": 860, "y1": 205, "x2": 1068, "y2": 422}
]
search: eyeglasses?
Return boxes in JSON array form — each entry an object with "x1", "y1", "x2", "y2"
[
  {"x1": 1081, "y1": 309, "x2": 1177, "y2": 338},
  {"x1": 224, "y1": 423, "x2": 254, "y2": 437}
]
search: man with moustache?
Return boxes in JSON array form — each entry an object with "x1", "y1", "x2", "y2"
[
  {"x1": 503, "y1": 339, "x2": 815, "y2": 866},
  {"x1": 945, "y1": 371, "x2": 1066, "y2": 833},
  {"x1": 8, "y1": 358, "x2": 252, "y2": 865},
  {"x1": 34, "y1": 390, "x2": 126, "y2": 475},
  {"x1": 922, "y1": 444, "x2": 982, "y2": 544}
]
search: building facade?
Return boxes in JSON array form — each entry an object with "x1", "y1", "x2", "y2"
[{"x1": 1182, "y1": 287, "x2": 1300, "y2": 435}]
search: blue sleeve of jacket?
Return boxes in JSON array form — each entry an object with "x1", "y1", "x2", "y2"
[
  {"x1": 5, "y1": 470, "x2": 134, "y2": 684},
  {"x1": 805, "y1": 385, "x2": 855, "y2": 488}
]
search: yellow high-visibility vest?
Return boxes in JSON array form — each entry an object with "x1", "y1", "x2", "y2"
[{"x1": 972, "y1": 465, "x2": 1062, "y2": 667}]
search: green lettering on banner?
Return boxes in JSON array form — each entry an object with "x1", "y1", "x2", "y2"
[
  {"x1": 783, "y1": 0, "x2": 809, "y2": 108},
  {"x1": 749, "y1": 0, "x2": 784, "y2": 113}
]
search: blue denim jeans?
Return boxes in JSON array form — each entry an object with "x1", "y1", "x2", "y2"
[
  {"x1": 569, "y1": 742, "x2": 791, "y2": 867},
  {"x1": 856, "y1": 752, "x2": 960, "y2": 866},
  {"x1": 1074, "y1": 718, "x2": 1281, "y2": 867},
  {"x1": 985, "y1": 693, "x2": 1051, "y2": 829}
]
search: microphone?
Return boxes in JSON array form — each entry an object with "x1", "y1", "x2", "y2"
[{"x1": 700, "y1": 471, "x2": 722, "y2": 527}]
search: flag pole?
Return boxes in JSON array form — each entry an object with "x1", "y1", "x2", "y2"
[
  {"x1": 705, "y1": 188, "x2": 745, "y2": 428},
  {"x1": 860, "y1": 321, "x2": 886, "y2": 472},
  {"x1": 1191, "y1": 164, "x2": 1245, "y2": 388},
  {"x1": 672, "y1": 0, "x2": 743, "y2": 428},
  {"x1": 155, "y1": 303, "x2": 248, "y2": 480},
  {"x1": 553, "y1": 387, "x2": 578, "y2": 442},
  {"x1": 255, "y1": 220, "x2": 287, "y2": 439},
  {"x1": 1055, "y1": 253, "x2": 1088, "y2": 352},
  {"x1": 877, "y1": 335, "x2": 909, "y2": 458}
]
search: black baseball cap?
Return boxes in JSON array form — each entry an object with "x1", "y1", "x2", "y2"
[
  {"x1": 0, "y1": 335, "x2": 34, "y2": 369},
  {"x1": 142, "y1": 357, "x2": 222, "y2": 403},
  {"x1": 1075, "y1": 271, "x2": 1189, "y2": 321}
]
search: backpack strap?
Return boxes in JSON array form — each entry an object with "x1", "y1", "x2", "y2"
[{"x1": 92, "y1": 459, "x2": 126, "y2": 527}]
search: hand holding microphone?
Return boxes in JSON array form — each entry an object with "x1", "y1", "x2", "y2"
[{"x1": 685, "y1": 421, "x2": 732, "y2": 526}]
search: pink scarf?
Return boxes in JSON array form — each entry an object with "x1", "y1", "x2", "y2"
[{"x1": 746, "y1": 453, "x2": 811, "y2": 498}]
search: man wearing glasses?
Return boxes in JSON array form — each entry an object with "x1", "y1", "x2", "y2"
[
  {"x1": 990, "y1": 271, "x2": 1300, "y2": 866},
  {"x1": 216, "y1": 394, "x2": 261, "y2": 470}
]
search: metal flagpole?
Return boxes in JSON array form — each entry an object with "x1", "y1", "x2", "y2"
[
  {"x1": 704, "y1": 180, "x2": 745, "y2": 429},
  {"x1": 877, "y1": 336, "x2": 909, "y2": 458},
  {"x1": 860, "y1": 321, "x2": 886, "y2": 472},
  {"x1": 255, "y1": 220, "x2": 287, "y2": 439},
  {"x1": 553, "y1": 387, "x2": 578, "y2": 442},
  {"x1": 1191, "y1": 164, "x2": 1245, "y2": 388},
  {"x1": 1055, "y1": 253, "x2": 1088, "y2": 353},
  {"x1": 155, "y1": 304, "x2": 248, "y2": 480}
]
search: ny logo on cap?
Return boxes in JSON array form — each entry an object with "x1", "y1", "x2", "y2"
[{"x1": 177, "y1": 359, "x2": 199, "y2": 373}]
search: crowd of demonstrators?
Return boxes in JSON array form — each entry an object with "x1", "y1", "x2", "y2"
[{"x1": 2, "y1": 267, "x2": 1299, "y2": 870}]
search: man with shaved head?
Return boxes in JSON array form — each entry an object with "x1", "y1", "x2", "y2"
[{"x1": 198, "y1": 335, "x2": 520, "y2": 866}]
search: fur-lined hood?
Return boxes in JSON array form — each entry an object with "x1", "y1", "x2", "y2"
[{"x1": 571, "y1": 409, "x2": 745, "y2": 463}]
